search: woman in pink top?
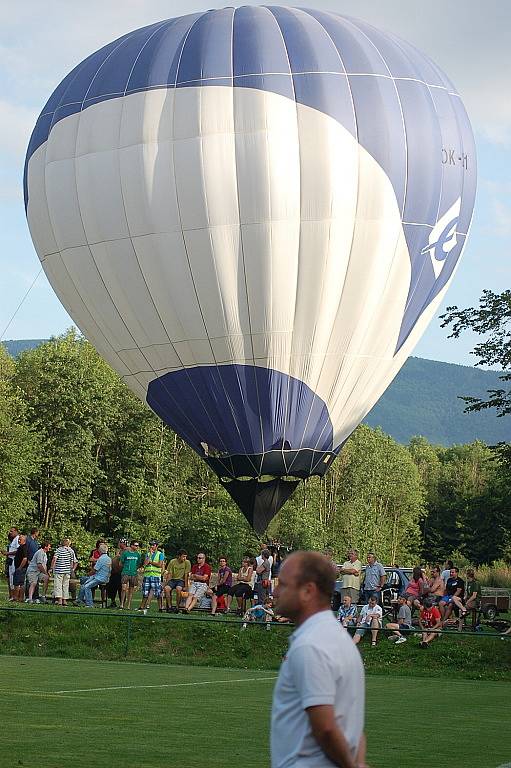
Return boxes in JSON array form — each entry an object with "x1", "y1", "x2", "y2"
[{"x1": 403, "y1": 567, "x2": 425, "y2": 609}]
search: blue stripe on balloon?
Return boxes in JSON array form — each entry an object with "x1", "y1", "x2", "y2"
[
  {"x1": 233, "y1": 5, "x2": 289, "y2": 77},
  {"x1": 146, "y1": 364, "x2": 334, "y2": 457}
]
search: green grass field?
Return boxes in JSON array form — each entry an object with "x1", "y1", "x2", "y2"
[{"x1": 1, "y1": 655, "x2": 510, "y2": 768}]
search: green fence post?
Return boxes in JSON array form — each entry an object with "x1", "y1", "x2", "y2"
[{"x1": 124, "y1": 615, "x2": 132, "y2": 657}]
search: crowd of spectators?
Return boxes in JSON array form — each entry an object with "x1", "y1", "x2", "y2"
[
  {"x1": 331, "y1": 550, "x2": 485, "y2": 648},
  {"x1": 2, "y1": 527, "x2": 490, "y2": 645},
  {"x1": 1, "y1": 527, "x2": 288, "y2": 619}
]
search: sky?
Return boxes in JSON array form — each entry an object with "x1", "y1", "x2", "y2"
[{"x1": 1, "y1": 0, "x2": 510, "y2": 367}]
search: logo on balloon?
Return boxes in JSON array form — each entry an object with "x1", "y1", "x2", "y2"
[{"x1": 421, "y1": 197, "x2": 462, "y2": 279}]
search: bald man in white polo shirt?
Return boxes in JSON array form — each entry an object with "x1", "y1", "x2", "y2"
[{"x1": 271, "y1": 551, "x2": 368, "y2": 768}]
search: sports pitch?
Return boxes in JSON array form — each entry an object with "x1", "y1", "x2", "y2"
[{"x1": 1, "y1": 656, "x2": 509, "y2": 768}]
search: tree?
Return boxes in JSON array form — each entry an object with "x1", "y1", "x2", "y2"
[
  {"x1": 408, "y1": 436, "x2": 443, "y2": 561},
  {"x1": 270, "y1": 425, "x2": 426, "y2": 564},
  {"x1": 14, "y1": 331, "x2": 120, "y2": 532},
  {"x1": 0, "y1": 346, "x2": 39, "y2": 531},
  {"x1": 441, "y1": 289, "x2": 511, "y2": 416}
]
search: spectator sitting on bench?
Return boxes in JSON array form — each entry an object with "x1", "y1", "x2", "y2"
[
  {"x1": 439, "y1": 567, "x2": 466, "y2": 623},
  {"x1": 423, "y1": 564, "x2": 445, "y2": 604},
  {"x1": 242, "y1": 596, "x2": 274, "y2": 630},
  {"x1": 402, "y1": 566, "x2": 426, "y2": 610},
  {"x1": 419, "y1": 597, "x2": 442, "y2": 647},
  {"x1": 164, "y1": 549, "x2": 191, "y2": 613},
  {"x1": 208, "y1": 556, "x2": 232, "y2": 615},
  {"x1": 226, "y1": 557, "x2": 253, "y2": 613},
  {"x1": 353, "y1": 595, "x2": 382, "y2": 647},
  {"x1": 77, "y1": 543, "x2": 111, "y2": 608},
  {"x1": 464, "y1": 568, "x2": 482, "y2": 626},
  {"x1": 337, "y1": 594, "x2": 358, "y2": 629},
  {"x1": 385, "y1": 594, "x2": 412, "y2": 644},
  {"x1": 183, "y1": 552, "x2": 212, "y2": 613}
]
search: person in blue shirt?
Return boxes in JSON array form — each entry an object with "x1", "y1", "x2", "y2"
[
  {"x1": 337, "y1": 594, "x2": 358, "y2": 629},
  {"x1": 77, "y1": 543, "x2": 112, "y2": 607},
  {"x1": 25, "y1": 528, "x2": 41, "y2": 562}
]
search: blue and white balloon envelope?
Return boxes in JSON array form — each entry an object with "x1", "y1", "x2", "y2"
[{"x1": 24, "y1": 7, "x2": 476, "y2": 531}]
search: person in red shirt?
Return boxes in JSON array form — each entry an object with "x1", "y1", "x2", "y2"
[
  {"x1": 183, "y1": 553, "x2": 212, "y2": 613},
  {"x1": 419, "y1": 597, "x2": 442, "y2": 647}
]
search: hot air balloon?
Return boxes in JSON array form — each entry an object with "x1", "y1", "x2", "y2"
[{"x1": 24, "y1": 6, "x2": 476, "y2": 533}]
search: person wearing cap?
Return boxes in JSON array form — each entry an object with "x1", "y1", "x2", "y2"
[
  {"x1": 138, "y1": 541, "x2": 165, "y2": 614},
  {"x1": 120, "y1": 540, "x2": 142, "y2": 610}
]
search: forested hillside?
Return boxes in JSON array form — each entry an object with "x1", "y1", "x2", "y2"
[
  {"x1": 366, "y1": 357, "x2": 509, "y2": 445},
  {"x1": 3, "y1": 339, "x2": 508, "y2": 446}
]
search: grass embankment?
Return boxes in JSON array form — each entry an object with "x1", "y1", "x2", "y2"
[{"x1": 1, "y1": 605, "x2": 510, "y2": 681}]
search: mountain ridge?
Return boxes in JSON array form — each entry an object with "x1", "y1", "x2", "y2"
[{"x1": 2, "y1": 339, "x2": 508, "y2": 446}]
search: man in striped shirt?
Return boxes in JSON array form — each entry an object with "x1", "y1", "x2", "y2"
[{"x1": 50, "y1": 538, "x2": 78, "y2": 606}]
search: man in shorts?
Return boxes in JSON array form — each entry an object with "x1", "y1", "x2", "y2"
[
  {"x1": 353, "y1": 595, "x2": 382, "y2": 647},
  {"x1": 183, "y1": 553, "x2": 212, "y2": 613},
  {"x1": 12, "y1": 533, "x2": 28, "y2": 602},
  {"x1": 419, "y1": 597, "x2": 442, "y2": 647},
  {"x1": 439, "y1": 567, "x2": 465, "y2": 623},
  {"x1": 50, "y1": 538, "x2": 78, "y2": 606},
  {"x1": 384, "y1": 594, "x2": 412, "y2": 644},
  {"x1": 138, "y1": 541, "x2": 165, "y2": 614},
  {"x1": 119, "y1": 541, "x2": 142, "y2": 609},
  {"x1": 337, "y1": 594, "x2": 358, "y2": 629},
  {"x1": 339, "y1": 549, "x2": 362, "y2": 605},
  {"x1": 465, "y1": 569, "x2": 482, "y2": 612},
  {"x1": 164, "y1": 549, "x2": 191, "y2": 613},
  {"x1": 26, "y1": 541, "x2": 51, "y2": 603}
]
